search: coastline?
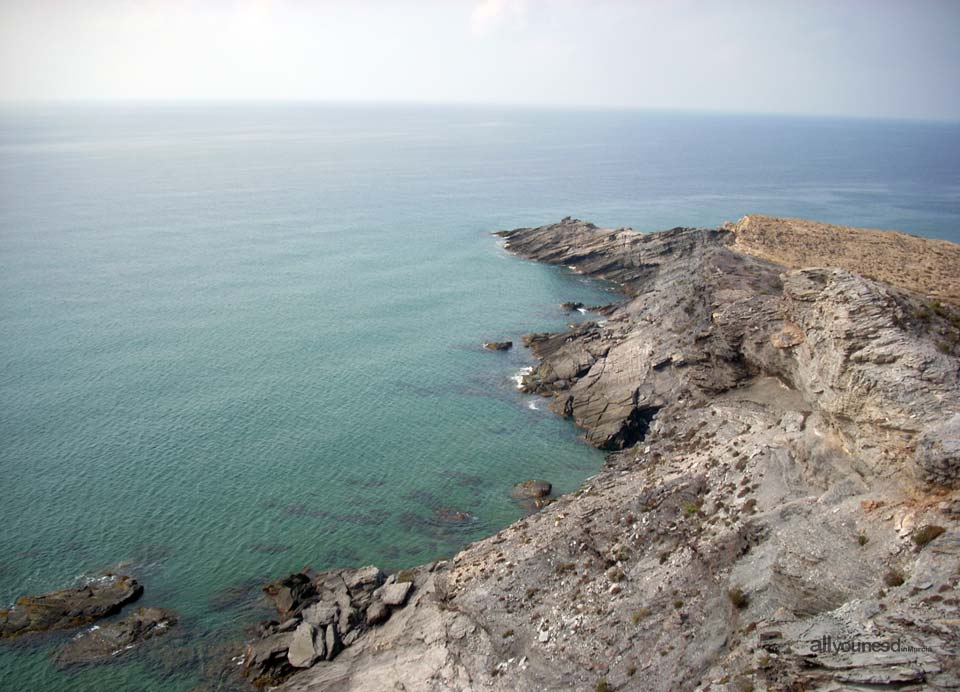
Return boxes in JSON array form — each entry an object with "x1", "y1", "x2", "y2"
[
  {"x1": 6, "y1": 215, "x2": 957, "y2": 691},
  {"x1": 236, "y1": 215, "x2": 960, "y2": 691}
]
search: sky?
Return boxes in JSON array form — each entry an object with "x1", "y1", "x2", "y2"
[{"x1": 1, "y1": 0, "x2": 959, "y2": 120}]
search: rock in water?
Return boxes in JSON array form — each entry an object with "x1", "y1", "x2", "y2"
[
  {"x1": 244, "y1": 632, "x2": 295, "y2": 688},
  {"x1": 53, "y1": 607, "x2": 177, "y2": 667},
  {"x1": 262, "y1": 573, "x2": 316, "y2": 618},
  {"x1": 0, "y1": 575, "x2": 143, "y2": 639},
  {"x1": 561, "y1": 301, "x2": 584, "y2": 311},
  {"x1": 433, "y1": 507, "x2": 473, "y2": 524},
  {"x1": 482, "y1": 341, "x2": 513, "y2": 351},
  {"x1": 510, "y1": 479, "x2": 552, "y2": 499}
]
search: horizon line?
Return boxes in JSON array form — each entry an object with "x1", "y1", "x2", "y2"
[{"x1": 1, "y1": 97, "x2": 958, "y2": 126}]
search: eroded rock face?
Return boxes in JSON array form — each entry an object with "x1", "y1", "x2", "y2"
[
  {"x1": 53, "y1": 607, "x2": 177, "y2": 667},
  {"x1": 0, "y1": 575, "x2": 143, "y2": 640}
]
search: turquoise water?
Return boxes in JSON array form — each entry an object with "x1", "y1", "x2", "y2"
[{"x1": 1, "y1": 104, "x2": 959, "y2": 690}]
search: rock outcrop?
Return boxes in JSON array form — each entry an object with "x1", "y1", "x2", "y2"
[
  {"x1": 261, "y1": 217, "x2": 959, "y2": 692},
  {"x1": 0, "y1": 574, "x2": 143, "y2": 639}
]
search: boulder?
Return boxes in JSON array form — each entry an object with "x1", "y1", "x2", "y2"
[
  {"x1": 343, "y1": 565, "x2": 384, "y2": 592},
  {"x1": 0, "y1": 574, "x2": 143, "y2": 639},
  {"x1": 287, "y1": 621, "x2": 322, "y2": 668},
  {"x1": 375, "y1": 582, "x2": 413, "y2": 607},
  {"x1": 53, "y1": 607, "x2": 177, "y2": 667},
  {"x1": 510, "y1": 479, "x2": 552, "y2": 499},
  {"x1": 561, "y1": 301, "x2": 585, "y2": 311}
]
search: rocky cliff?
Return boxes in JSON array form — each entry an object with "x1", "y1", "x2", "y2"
[{"x1": 253, "y1": 217, "x2": 960, "y2": 691}]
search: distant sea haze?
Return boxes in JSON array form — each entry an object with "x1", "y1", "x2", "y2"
[{"x1": 0, "y1": 104, "x2": 958, "y2": 690}]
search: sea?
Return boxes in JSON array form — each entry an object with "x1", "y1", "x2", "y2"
[{"x1": 1, "y1": 103, "x2": 958, "y2": 690}]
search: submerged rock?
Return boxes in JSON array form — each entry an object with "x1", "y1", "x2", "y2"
[
  {"x1": 53, "y1": 607, "x2": 177, "y2": 667},
  {"x1": 433, "y1": 507, "x2": 474, "y2": 524},
  {"x1": 0, "y1": 575, "x2": 143, "y2": 639}
]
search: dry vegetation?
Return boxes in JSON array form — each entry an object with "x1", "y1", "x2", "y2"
[{"x1": 727, "y1": 214, "x2": 960, "y2": 305}]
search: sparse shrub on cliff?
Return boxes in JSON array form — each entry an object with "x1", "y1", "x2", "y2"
[
  {"x1": 631, "y1": 607, "x2": 651, "y2": 624},
  {"x1": 728, "y1": 586, "x2": 749, "y2": 609},
  {"x1": 884, "y1": 568, "x2": 905, "y2": 587}
]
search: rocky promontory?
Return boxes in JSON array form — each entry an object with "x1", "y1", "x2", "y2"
[{"x1": 251, "y1": 216, "x2": 959, "y2": 691}]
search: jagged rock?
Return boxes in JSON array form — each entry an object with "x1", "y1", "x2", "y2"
[
  {"x1": 287, "y1": 622, "x2": 321, "y2": 668},
  {"x1": 0, "y1": 574, "x2": 143, "y2": 639},
  {"x1": 375, "y1": 582, "x2": 412, "y2": 606},
  {"x1": 324, "y1": 623, "x2": 341, "y2": 661},
  {"x1": 510, "y1": 479, "x2": 552, "y2": 499},
  {"x1": 561, "y1": 301, "x2": 584, "y2": 311},
  {"x1": 482, "y1": 341, "x2": 512, "y2": 351},
  {"x1": 53, "y1": 607, "x2": 177, "y2": 667}
]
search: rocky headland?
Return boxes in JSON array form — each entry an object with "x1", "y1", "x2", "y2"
[{"x1": 244, "y1": 215, "x2": 960, "y2": 691}]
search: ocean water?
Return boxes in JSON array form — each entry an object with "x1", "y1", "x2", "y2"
[{"x1": 1, "y1": 104, "x2": 958, "y2": 690}]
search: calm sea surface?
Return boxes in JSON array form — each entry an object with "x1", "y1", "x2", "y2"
[{"x1": 1, "y1": 104, "x2": 958, "y2": 690}]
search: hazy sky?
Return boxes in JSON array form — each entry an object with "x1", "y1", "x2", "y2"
[{"x1": 1, "y1": 0, "x2": 958, "y2": 119}]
